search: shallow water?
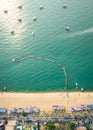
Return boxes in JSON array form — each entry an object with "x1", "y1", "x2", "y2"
[{"x1": 0, "y1": 0, "x2": 93, "y2": 91}]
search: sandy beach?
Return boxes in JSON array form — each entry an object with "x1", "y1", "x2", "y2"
[{"x1": 0, "y1": 92, "x2": 93, "y2": 112}]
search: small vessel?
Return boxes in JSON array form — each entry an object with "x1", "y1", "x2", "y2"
[
  {"x1": 3, "y1": 86, "x2": 7, "y2": 91},
  {"x1": 18, "y1": 5, "x2": 22, "y2": 9},
  {"x1": 18, "y1": 18, "x2": 22, "y2": 22},
  {"x1": 12, "y1": 58, "x2": 15, "y2": 62},
  {"x1": 61, "y1": 66, "x2": 65, "y2": 71},
  {"x1": 75, "y1": 82, "x2": 78, "y2": 89},
  {"x1": 11, "y1": 31, "x2": 14, "y2": 35},
  {"x1": 32, "y1": 16, "x2": 37, "y2": 21},
  {"x1": 81, "y1": 88, "x2": 84, "y2": 92},
  {"x1": 65, "y1": 27, "x2": 70, "y2": 31},
  {"x1": 39, "y1": 5, "x2": 44, "y2": 10},
  {"x1": 75, "y1": 82, "x2": 78, "y2": 86},
  {"x1": 63, "y1": 4, "x2": 67, "y2": 8},
  {"x1": 4, "y1": 10, "x2": 8, "y2": 14},
  {"x1": 32, "y1": 31, "x2": 35, "y2": 37}
]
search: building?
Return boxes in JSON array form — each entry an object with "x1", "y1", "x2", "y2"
[{"x1": 0, "y1": 123, "x2": 5, "y2": 130}]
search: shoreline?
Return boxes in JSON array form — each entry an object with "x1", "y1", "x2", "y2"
[
  {"x1": 0, "y1": 90, "x2": 93, "y2": 93},
  {"x1": 0, "y1": 92, "x2": 93, "y2": 112}
]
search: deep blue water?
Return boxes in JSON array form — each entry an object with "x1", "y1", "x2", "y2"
[{"x1": 0, "y1": 0, "x2": 93, "y2": 91}]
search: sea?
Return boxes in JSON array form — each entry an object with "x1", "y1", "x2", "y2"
[{"x1": 0, "y1": 0, "x2": 93, "y2": 92}]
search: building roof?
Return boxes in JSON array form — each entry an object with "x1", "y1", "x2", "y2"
[{"x1": 0, "y1": 108, "x2": 7, "y2": 113}]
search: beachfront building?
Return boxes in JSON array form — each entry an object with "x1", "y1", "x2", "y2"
[
  {"x1": 16, "y1": 108, "x2": 24, "y2": 113},
  {"x1": 5, "y1": 120, "x2": 16, "y2": 130},
  {"x1": 0, "y1": 123, "x2": 5, "y2": 130},
  {"x1": 16, "y1": 125, "x2": 23, "y2": 130},
  {"x1": 0, "y1": 108, "x2": 7, "y2": 114},
  {"x1": 76, "y1": 127, "x2": 86, "y2": 130},
  {"x1": 8, "y1": 106, "x2": 40, "y2": 115},
  {"x1": 8, "y1": 108, "x2": 17, "y2": 114},
  {"x1": 87, "y1": 104, "x2": 93, "y2": 114}
]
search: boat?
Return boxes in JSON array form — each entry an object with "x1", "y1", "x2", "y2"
[
  {"x1": 18, "y1": 19, "x2": 22, "y2": 22},
  {"x1": 39, "y1": 6, "x2": 43, "y2": 10},
  {"x1": 61, "y1": 66, "x2": 65, "y2": 71},
  {"x1": 63, "y1": 4, "x2": 67, "y2": 8},
  {"x1": 32, "y1": 31, "x2": 35, "y2": 37},
  {"x1": 12, "y1": 58, "x2": 15, "y2": 62},
  {"x1": 3, "y1": 86, "x2": 7, "y2": 91},
  {"x1": 81, "y1": 88, "x2": 84, "y2": 92},
  {"x1": 75, "y1": 82, "x2": 78, "y2": 86},
  {"x1": 11, "y1": 31, "x2": 14, "y2": 35},
  {"x1": 18, "y1": 5, "x2": 22, "y2": 9},
  {"x1": 65, "y1": 27, "x2": 70, "y2": 31},
  {"x1": 32, "y1": 16, "x2": 37, "y2": 21},
  {"x1": 4, "y1": 10, "x2": 8, "y2": 14}
]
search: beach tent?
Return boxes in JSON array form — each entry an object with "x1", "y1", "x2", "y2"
[
  {"x1": 8, "y1": 108, "x2": 17, "y2": 114},
  {"x1": 58, "y1": 106, "x2": 65, "y2": 110},
  {"x1": 16, "y1": 108, "x2": 23, "y2": 113},
  {"x1": 87, "y1": 104, "x2": 93, "y2": 109},
  {"x1": 71, "y1": 105, "x2": 86, "y2": 112},
  {"x1": 29, "y1": 107, "x2": 34, "y2": 113},
  {"x1": 33, "y1": 106, "x2": 40, "y2": 113},
  {"x1": 52, "y1": 105, "x2": 59, "y2": 110},
  {"x1": 52, "y1": 105, "x2": 65, "y2": 110},
  {"x1": 24, "y1": 107, "x2": 31, "y2": 113},
  {"x1": 0, "y1": 108, "x2": 7, "y2": 114}
]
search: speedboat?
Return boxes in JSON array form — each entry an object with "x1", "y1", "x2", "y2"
[{"x1": 61, "y1": 66, "x2": 65, "y2": 71}]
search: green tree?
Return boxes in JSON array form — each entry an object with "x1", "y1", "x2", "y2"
[
  {"x1": 22, "y1": 111, "x2": 27, "y2": 117},
  {"x1": 69, "y1": 122, "x2": 75, "y2": 130},
  {"x1": 45, "y1": 123, "x2": 55, "y2": 130},
  {"x1": 85, "y1": 124, "x2": 90, "y2": 130}
]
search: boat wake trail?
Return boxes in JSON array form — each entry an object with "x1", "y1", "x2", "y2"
[{"x1": 63, "y1": 27, "x2": 93, "y2": 39}]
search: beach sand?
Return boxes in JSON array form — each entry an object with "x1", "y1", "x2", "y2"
[{"x1": 0, "y1": 92, "x2": 93, "y2": 112}]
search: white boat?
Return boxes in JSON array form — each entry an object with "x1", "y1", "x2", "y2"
[
  {"x1": 32, "y1": 16, "x2": 37, "y2": 21},
  {"x1": 12, "y1": 58, "x2": 15, "y2": 62},
  {"x1": 3, "y1": 86, "x2": 7, "y2": 91},
  {"x1": 63, "y1": 4, "x2": 67, "y2": 8},
  {"x1": 39, "y1": 6, "x2": 43, "y2": 10},
  {"x1": 81, "y1": 88, "x2": 84, "y2": 92},
  {"x1": 65, "y1": 27, "x2": 70, "y2": 31},
  {"x1": 75, "y1": 82, "x2": 78, "y2": 86},
  {"x1": 32, "y1": 31, "x2": 35, "y2": 37}
]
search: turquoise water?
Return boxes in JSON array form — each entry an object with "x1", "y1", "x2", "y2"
[{"x1": 0, "y1": 0, "x2": 93, "y2": 91}]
